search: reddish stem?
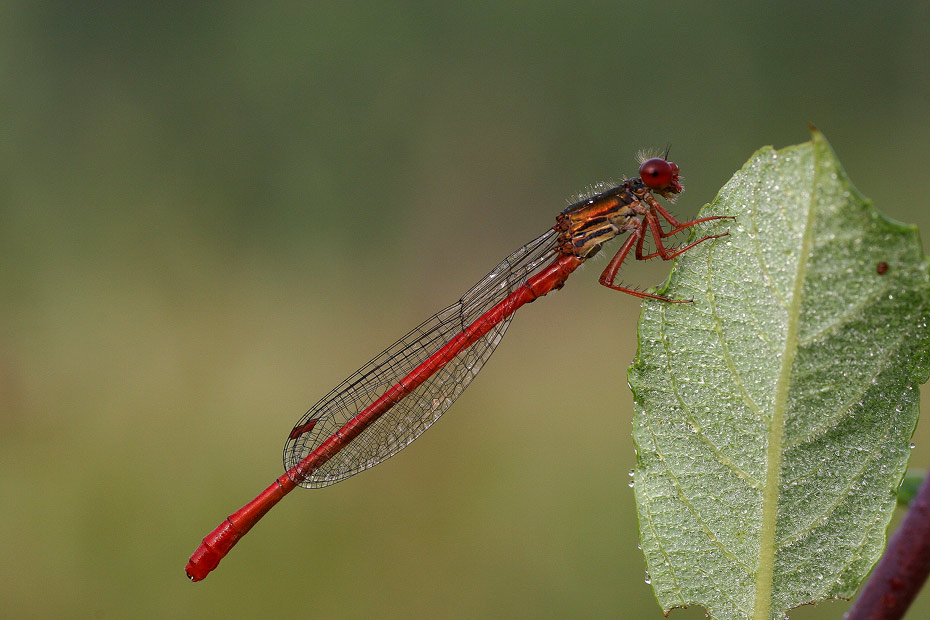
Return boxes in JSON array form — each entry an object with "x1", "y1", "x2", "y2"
[{"x1": 844, "y1": 472, "x2": 930, "y2": 619}]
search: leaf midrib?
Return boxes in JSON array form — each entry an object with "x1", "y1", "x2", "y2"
[{"x1": 752, "y1": 146, "x2": 820, "y2": 620}]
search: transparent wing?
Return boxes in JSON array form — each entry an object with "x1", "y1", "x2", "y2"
[{"x1": 283, "y1": 228, "x2": 561, "y2": 488}]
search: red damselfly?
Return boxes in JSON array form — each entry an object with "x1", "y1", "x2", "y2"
[{"x1": 186, "y1": 156, "x2": 730, "y2": 581}]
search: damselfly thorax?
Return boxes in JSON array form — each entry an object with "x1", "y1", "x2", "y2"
[{"x1": 556, "y1": 178, "x2": 655, "y2": 260}]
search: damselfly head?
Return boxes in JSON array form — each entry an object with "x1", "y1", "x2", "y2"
[{"x1": 639, "y1": 157, "x2": 683, "y2": 198}]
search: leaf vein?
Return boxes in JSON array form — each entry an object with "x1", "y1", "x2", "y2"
[
  {"x1": 643, "y1": 419, "x2": 756, "y2": 579},
  {"x1": 753, "y1": 144, "x2": 820, "y2": 620},
  {"x1": 778, "y1": 392, "x2": 901, "y2": 548},
  {"x1": 797, "y1": 283, "x2": 894, "y2": 347},
  {"x1": 638, "y1": 474, "x2": 688, "y2": 608},
  {"x1": 744, "y1": 199, "x2": 790, "y2": 312},
  {"x1": 784, "y1": 327, "x2": 911, "y2": 450},
  {"x1": 660, "y1": 302, "x2": 764, "y2": 488},
  {"x1": 704, "y1": 242, "x2": 766, "y2": 422}
]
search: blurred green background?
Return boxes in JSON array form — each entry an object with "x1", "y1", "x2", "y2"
[{"x1": 2, "y1": 2, "x2": 929, "y2": 619}]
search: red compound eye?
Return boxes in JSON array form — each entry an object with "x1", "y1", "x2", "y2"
[{"x1": 639, "y1": 158, "x2": 677, "y2": 190}]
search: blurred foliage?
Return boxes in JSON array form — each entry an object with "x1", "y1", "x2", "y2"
[
  {"x1": 897, "y1": 470, "x2": 924, "y2": 507},
  {"x1": 2, "y1": 2, "x2": 930, "y2": 619}
]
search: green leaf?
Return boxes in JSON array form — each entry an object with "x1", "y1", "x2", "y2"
[
  {"x1": 896, "y1": 469, "x2": 924, "y2": 507},
  {"x1": 628, "y1": 129, "x2": 930, "y2": 620}
]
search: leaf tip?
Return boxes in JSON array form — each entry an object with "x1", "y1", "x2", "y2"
[{"x1": 807, "y1": 121, "x2": 824, "y2": 142}]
